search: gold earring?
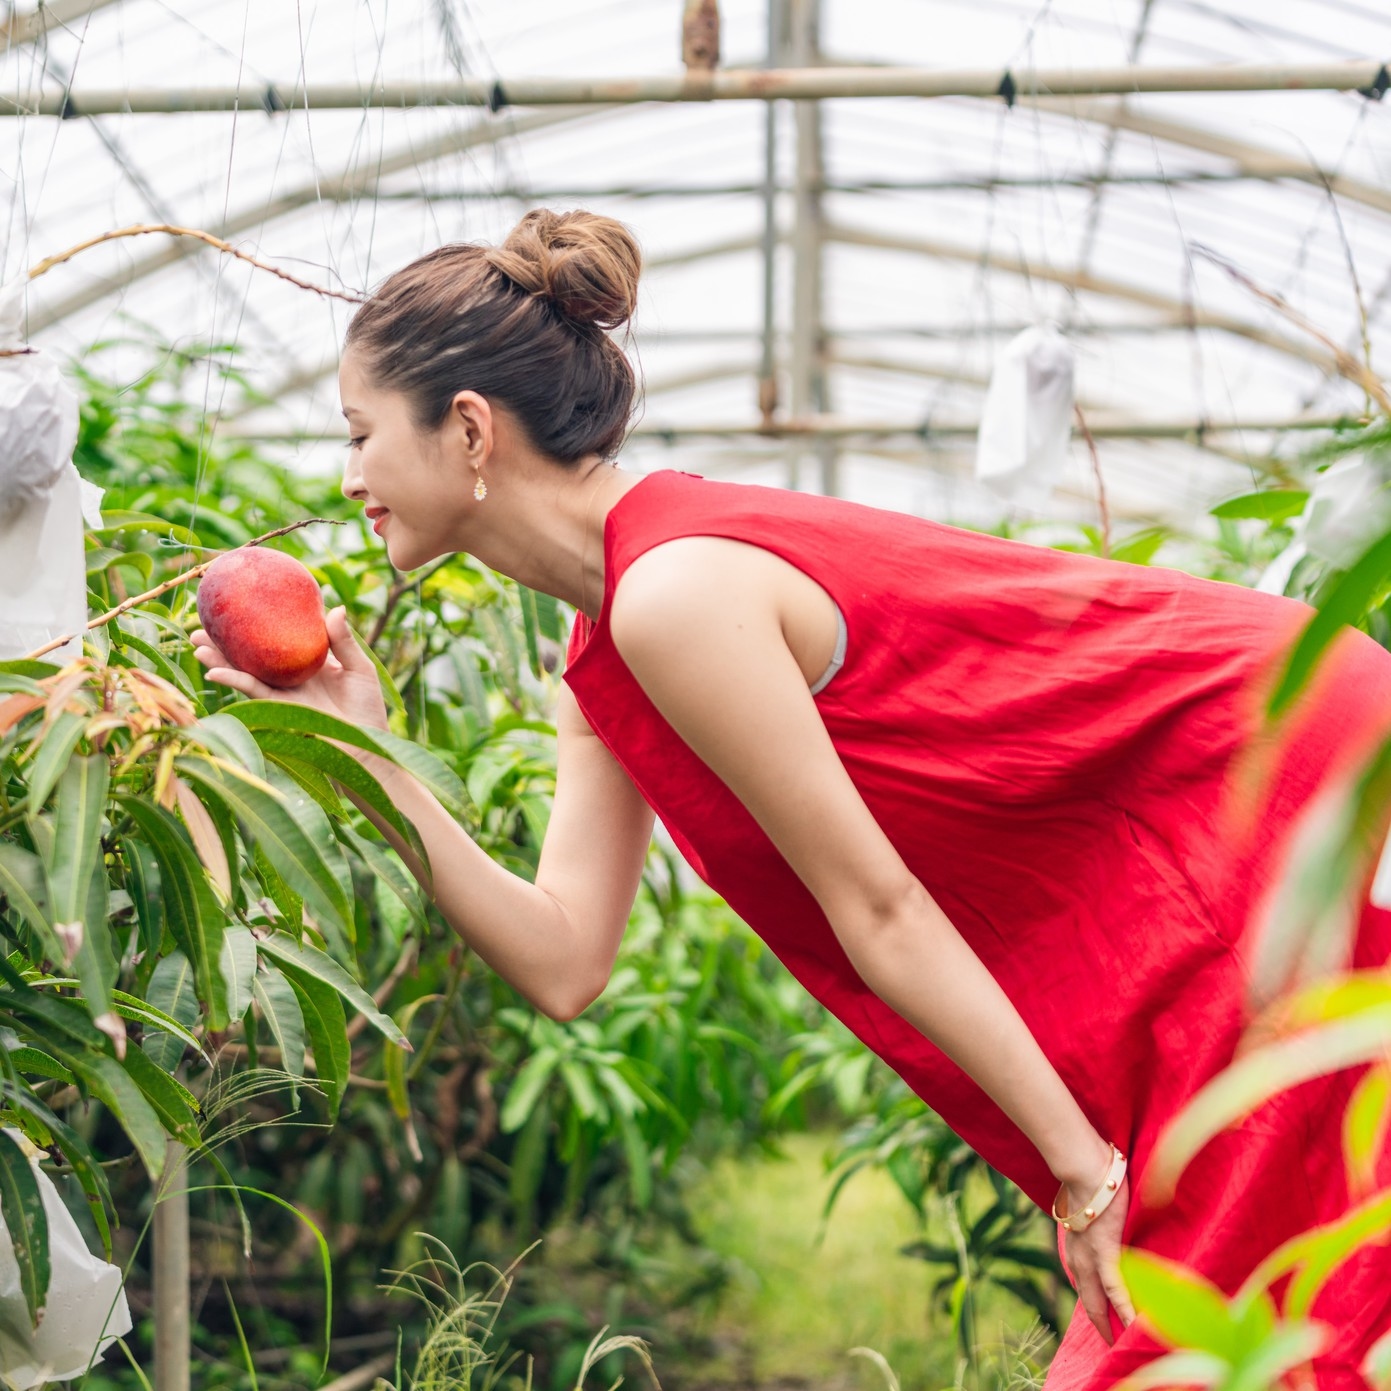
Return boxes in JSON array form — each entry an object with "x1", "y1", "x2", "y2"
[{"x1": 473, "y1": 476, "x2": 487, "y2": 502}]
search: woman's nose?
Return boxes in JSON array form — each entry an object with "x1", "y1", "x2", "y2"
[{"x1": 341, "y1": 456, "x2": 365, "y2": 501}]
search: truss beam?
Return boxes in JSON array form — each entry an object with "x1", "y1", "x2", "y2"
[
  {"x1": 4, "y1": 61, "x2": 1388, "y2": 116},
  {"x1": 231, "y1": 414, "x2": 1356, "y2": 445},
  {"x1": 1, "y1": 0, "x2": 121, "y2": 47}
]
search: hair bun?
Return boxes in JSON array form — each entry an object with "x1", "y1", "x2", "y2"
[{"x1": 487, "y1": 209, "x2": 640, "y2": 332}]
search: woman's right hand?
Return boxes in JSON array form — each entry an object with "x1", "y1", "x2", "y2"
[{"x1": 191, "y1": 605, "x2": 390, "y2": 734}]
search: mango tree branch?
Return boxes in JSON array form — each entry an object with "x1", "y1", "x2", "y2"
[
  {"x1": 27, "y1": 223, "x2": 366, "y2": 305},
  {"x1": 18, "y1": 517, "x2": 345, "y2": 662},
  {"x1": 1190, "y1": 242, "x2": 1391, "y2": 419}
]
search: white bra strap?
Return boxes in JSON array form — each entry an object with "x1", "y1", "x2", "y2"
[{"x1": 809, "y1": 602, "x2": 848, "y2": 696}]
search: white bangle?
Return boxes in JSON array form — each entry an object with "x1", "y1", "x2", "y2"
[{"x1": 1051, "y1": 1143, "x2": 1127, "y2": 1233}]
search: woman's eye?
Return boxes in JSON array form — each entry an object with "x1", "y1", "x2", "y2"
[{"x1": 346, "y1": 436, "x2": 365, "y2": 450}]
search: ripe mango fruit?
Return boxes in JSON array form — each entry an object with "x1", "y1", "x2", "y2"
[{"x1": 196, "y1": 547, "x2": 329, "y2": 688}]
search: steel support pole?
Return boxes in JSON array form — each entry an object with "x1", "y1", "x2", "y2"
[
  {"x1": 787, "y1": 0, "x2": 838, "y2": 493},
  {"x1": 758, "y1": 0, "x2": 782, "y2": 426},
  {"x1": 3, "y1": 62, "x2": 1387, "y2": 114},
  {"x1": 152, "y1": 1139, "x2": 190, "y2": 1391}
]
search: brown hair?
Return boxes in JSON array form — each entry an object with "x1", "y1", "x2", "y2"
[{"x1": 345, "y1": 209, "x2": 641, "y2": 463}]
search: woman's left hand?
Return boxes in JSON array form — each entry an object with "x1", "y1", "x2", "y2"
[{"x1": 1064, "y1": 1177, "x2": 1136, "y2": 1345}]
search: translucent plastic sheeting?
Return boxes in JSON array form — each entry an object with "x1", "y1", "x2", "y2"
[{"x1": 2, "y1": 0, "x2": 1389, "y2": 534}]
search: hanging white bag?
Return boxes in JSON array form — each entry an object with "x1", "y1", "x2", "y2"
[
  {"x1": 0, "y1": 1130, "x2": 131, "y2": 1390},
  {"x1": 0, "y1": 278, "x2": 99, "y2": 663},
  {"x1": 1256, "y1": 453, "x2": 1391, "y2": 595},
  {"x1": 975, "y1": 324, "x2": 1075, "y2": 506}
]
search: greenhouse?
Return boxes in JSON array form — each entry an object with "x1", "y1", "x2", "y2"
[{"x1": 3, "y1": 0, "x2": 1391, "y2": 1388}]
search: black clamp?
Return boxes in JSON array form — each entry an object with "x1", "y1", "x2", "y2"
[
  {"x1": 1358, "y1": 64, "x2": 1390, "y2": 101},
  {"x1": 58, "y1": 90, "x2": 78, "y2": 119},
  {"x1": 488, "y1": 81, "x2": 508, "y2": 114},
  {"x1": 262, "y1": 84, "x2": 286, "y2": 114},
  {"x1": 998, "y1": 70, "x2": 1017, "y2": 108}
]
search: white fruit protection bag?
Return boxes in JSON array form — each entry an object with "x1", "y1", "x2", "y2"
[
  {"x1": 0, "y1": 1131, "x2": 132, "y2": 1389},
  {"x1": 974, "y1": 324, "x2": 1076, "y2": 506},
  {"x1": 0, "y1": 278, "x2": 103, "y2": 663}
]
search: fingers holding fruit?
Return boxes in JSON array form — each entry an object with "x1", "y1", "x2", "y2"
[
  {"x1": 190, "y1": 629, "x2": 280, "y2": 700},
  {"x1": 192, "y1": 547, "x2": 390, "y2": 730},
  {"x1": 195, "y1": 547, "x2": 330, "y2": 689}
]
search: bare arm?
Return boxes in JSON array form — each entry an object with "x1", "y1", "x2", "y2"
[
  {"x1": 609, "y1": 537, "x2": 1135, "y2": 1341},
  {"x1": 194, "y1": 609, "x2": 653, "y2": 1020}
]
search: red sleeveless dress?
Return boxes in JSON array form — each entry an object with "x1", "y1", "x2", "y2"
[{"x1": 563, "y1": 470, "x2": 1391, "y2": 1388}]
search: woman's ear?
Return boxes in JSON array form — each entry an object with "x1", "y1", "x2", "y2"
[{"x1": 450, "y1": 390, "x2": 494, "y2": 467}]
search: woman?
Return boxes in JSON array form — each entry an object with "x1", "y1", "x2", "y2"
[{"x1": 194, "y1": 210, "x2": 1391, "y2": 1388}]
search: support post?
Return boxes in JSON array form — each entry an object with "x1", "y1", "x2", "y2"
[
  {"x1": 758, "y1": 0, "x2": 783, "y2": 426},
  {"x1": 153, "y1": 1139, "x2": 190, "y2": 1391},
  {"x1": 787, "y1": 0, "x2": 837, "y2": 493}
]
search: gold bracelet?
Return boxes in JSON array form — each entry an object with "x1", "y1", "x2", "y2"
[{"x1": 1050, "y1": 1143, "x2": 1127, "y2": 1234}]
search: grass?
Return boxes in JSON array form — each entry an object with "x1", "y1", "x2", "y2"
[{"x1": 677, "y1": 1133, "x2": 1055, "y2": 1391}]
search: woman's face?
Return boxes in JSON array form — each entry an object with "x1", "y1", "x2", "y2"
[{"x1": 339, "y1": 350, "x2": 471, "y2": 572}]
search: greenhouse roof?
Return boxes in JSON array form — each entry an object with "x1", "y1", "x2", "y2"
[{"x1": 4, "y1": 0, "x2": 1391, "y2": 536}]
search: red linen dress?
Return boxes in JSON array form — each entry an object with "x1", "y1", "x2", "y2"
[{"x1": 563, "y1": 469, "x2": 1391, "y2": 1388}]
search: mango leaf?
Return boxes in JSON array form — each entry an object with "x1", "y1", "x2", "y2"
[
  {"x1": 254, "y1": 934, "x2": 408, "y2": 1048},
  {"x1": 334, "y1": 823, "x2": 425, "y2": 925},
  {"x1": 384, "y1": 993, "x2": 439, "y2": 1125},
  {"x1": 109, "y1": 627, "x2": 196, "y2": 700},
  {"x1": 1269, "y1": 530, "x2": 1391, "y2": 719},
  {"x1": 518, "y1": 585, "x2": 544, "y2": 678},
  {"x1": 29, "y1": 980, "x2": 207, "y2": 1065},
  {"x1": 25, "y1": 708, "x2": 88, "y2": 813},
  {"x1": 617, "y1": 1109, "x2": 653, "y2": 1209},
  {"x1": 173, "y1": 777, "x2": 232, "y2": 900},
  {"x1": 0, "y1": 1085, "x2": 112, "y2": 1256},
  {"x1": 225, "y1": 703, "x2": 467, "y2": 816},
  {"x1": 43, "y1": 755, "x2": 118, "y2": 1029},
  {"x1": 176, "y1": 755, "x2": 353, "y2": 948},
  {"x1": 507, "y1": 1092, "x2": 550, "y2": 1215},
  {"x1": 7, "y1": 1047, "x2": 75, "y2": 1084},
  {"x1": 1344, "y1": 1062, "x2": 1391, "y2": 1198},
  {"x1": 1227, "y1": 1324, "x2": 1329, "y2": 1391},
  {"x1": 121, "y1": 1046, "x2": 200, "y2": 1147},
  {"x1": 50, "y1": 1046, "x2": 166, "y2": 1179},
  {"x1": 0, "y1": 975, "x2": 107, "y2": 1052},
  {"x1": 1364, "y1": 1325, "x2": 1391, "y2": 1391},
  {"x1": 501, "y1": 1046, "x2": 561, "y2": 1133},
  {"x1": 1145, "y1": 1005, "x2": 1391, "y2": 1203},
  {"x1": 253, "y1": 968, "x2": 306, "y2": 1106},
  {"x1": 1110, "y1": 527, "x2": 1168, "y2": 566},
  {"x1": 117, "y1": 798, "x2": 228, "y2": 1030},
  {"x1": 185, "y1": 713, "x2": 267, "y2": 780},
  {"x1": 0, "y1": 844, "x2": 61, "y2": 963},
  {"x1": 0, "y1": 1130, "x2": 49, "y2": 1329},
  {"x1": 285, "y1": 972, "x2": 349, "y2": 1116},
  {"x1": 1242, "y1": 1188, "x2": 1391, "y2": 1320},
  {"x1": 143, "y1": 950, "x2": 201, "y2": 1072},
  {"x1": 1119, "y1": 1250, "x2": 1240, "y2": 1359},
  {"x1": 220, "y1": 925, "x2": 258, "y2": 1021},
  {"x1": 1109, "y1": 1349, "x2": 1235, "y2": 1391},
  {"x1": 1210, "y1": 490, "x2": 1309, "y2": 523},
  {"x1": 93, "y1": 510, "x2": 202, "y2": 548},
  {"x1": 122, "y1": 837, "x2": 163, "y2": 961},
  {"x1": 251, "y1": 842, "x2": 302, "y2": 932},
  {"x1": 87, "y1": 547, "x2": 153, "y2": 584},
  {"x1": 263, "y1": 750, "x2": 344, "y2": 822},
  {"x1": 255, "y1": 727, "x2": 425, "y2": 863}
]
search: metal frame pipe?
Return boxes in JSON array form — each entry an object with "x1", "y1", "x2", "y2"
[
  {"x1": 230, "y1": 414, "x2": 1360, "y2": 445},
  {"x1": 3, "y1": 61, "x2": 1387, "y2": 116}
]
